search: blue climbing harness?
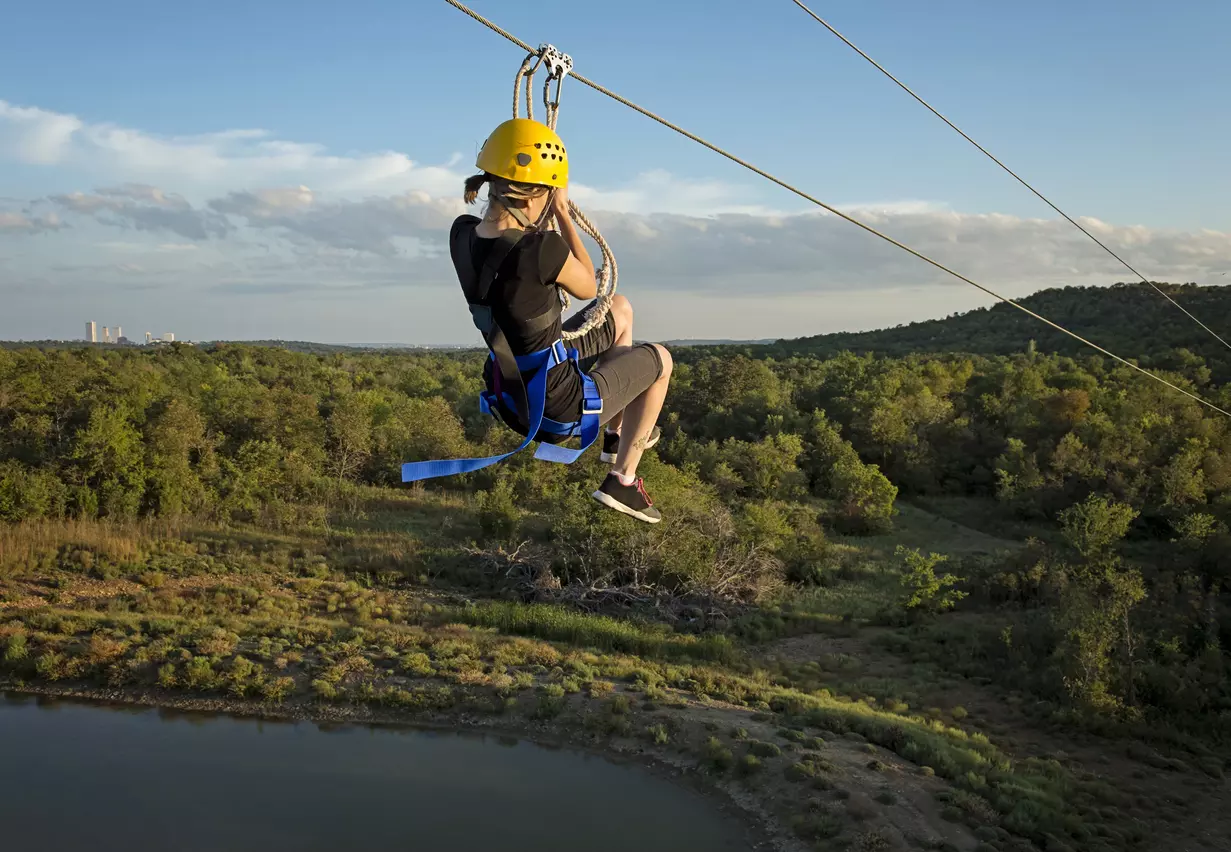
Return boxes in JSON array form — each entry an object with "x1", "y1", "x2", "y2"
[{"x1": 400, "y1": 217, "x2": 604, "y2": 483}]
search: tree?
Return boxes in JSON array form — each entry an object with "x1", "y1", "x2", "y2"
[
  {"x1": 145, "y1": 398, "x2": 212, "y2": 517},
  {"x1": 69, "y1": 403, "x2": 146, "y2": 518},
  {"x1": 896, "y1": 546, "x2": 967, "y2": 615},
  {"x1": 1160, "y1": 438, "x2": 1207, "y2": 507},
  {"x1": 327, "y1": 392, "x2": 375, "y2": 485},
  {"x1": 1055, "y1": 494, "x2": 1147, "y2": 714},
  {"x1": 1058, "y1": 494, "x2": 1138, "y2": 564},
  {"x1": 803, "y1": 412, "x2": 897, "y2": 533}
]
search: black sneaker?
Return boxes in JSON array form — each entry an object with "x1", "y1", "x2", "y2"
[
  {"x1": 599, "y1": 425, "x2": 661, "y2": 464},
  {"x1": 591, "y1": 473, "x2": 662, "y2": 524}
]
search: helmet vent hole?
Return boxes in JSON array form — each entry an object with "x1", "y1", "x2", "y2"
[
  {"x1": 541, "y1": 153, "x2": 548, "y2": 159},
  {"x1": 535, "y1": 143, "x2": 542, "y2": 149}
]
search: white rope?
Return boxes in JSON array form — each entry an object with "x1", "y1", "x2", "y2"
[{"x1": 509, "y1": 46, "x2": 617, "y2": 341}]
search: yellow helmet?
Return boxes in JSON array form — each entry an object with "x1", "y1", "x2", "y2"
[{"x1": 476, "y1": 118, "x2": 569, "y2": 187}]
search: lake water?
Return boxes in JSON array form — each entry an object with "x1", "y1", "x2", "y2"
[{"x1": 0, "y1": 694, "x2": 756, "y2": 851}]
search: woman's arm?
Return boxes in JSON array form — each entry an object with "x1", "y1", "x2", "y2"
[{"x1": 549, "y1": 187, "x2": 598, "y2": 300}]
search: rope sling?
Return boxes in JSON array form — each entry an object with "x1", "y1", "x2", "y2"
[{"x1": 512, "y1": 44, "x2": 617, "y2": 340}]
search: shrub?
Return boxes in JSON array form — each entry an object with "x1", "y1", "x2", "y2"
[
  {"x1": 262, "y1": 676, "x2": 296, "y2": 703},
  {"x1": 749, "y1": 740, "x2": 783, "y2": 758},
  {"x1": 476, "y1": 480, "x2": 520, "y2": 543},
  {"x1": 737, "y1": 754, "x2": 762, "y2": 776},
  {"x1": 702, "y1": 737, "x2": 735, "y2": 773},
  {"x1": 311, "y1": 679, "x2": 339, "y2": 700},
  {"x1": 2, "y1": 631, "x2": 28, "y2": 663},
  {"x1": 156, "y1": 663, "x2": 177, "y2": 688},
  {"x1": 400, "y1": 652, "x2": 434, "y2": 677},
  {"x1": 35, "y1": 651, "x2": 67, "y2": 681},
  {"x1": 785, "y1": 761, "x2": 818, "y2": 782}
]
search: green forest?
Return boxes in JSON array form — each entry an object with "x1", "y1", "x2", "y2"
[{"x1": 3, "y1": 281, "x2": 1230, "y2": 852}]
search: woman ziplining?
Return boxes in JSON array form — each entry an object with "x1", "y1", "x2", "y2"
[{"x1": 399, "y1": 115, "x2": 673, "y2": 524}]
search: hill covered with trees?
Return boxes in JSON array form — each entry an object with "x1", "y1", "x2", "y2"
[{"x1": 756, "y1": 282, "x2": 1231, "y2": 379}]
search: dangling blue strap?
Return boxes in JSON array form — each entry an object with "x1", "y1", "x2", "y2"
[
  {"x1": 401, "y1": 348, "x2": 553, "y2": 483},
  {"x1": 400, "y1": 341, "x2": 603, "y2": 483}
]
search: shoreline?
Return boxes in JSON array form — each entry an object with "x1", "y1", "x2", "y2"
[{"x1": 2, "y1": 679, "x2": 801, "y2": 852}]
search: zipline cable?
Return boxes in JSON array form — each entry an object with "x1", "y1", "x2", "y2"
[
  {"x1": 442, "y1": 0, "x2": 1231, "y2": 420},
  {"x1": 786, "y1": 0, "x2": 1231, "y2": 353}
]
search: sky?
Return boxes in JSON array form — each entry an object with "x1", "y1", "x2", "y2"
[{"x1": 2, "y1": 0, "x2": 1230, "y2": 345}]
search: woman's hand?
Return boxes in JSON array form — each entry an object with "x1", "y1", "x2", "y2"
[{"x1": 551, "y1": 184, "x2": 570, "y2": 217}]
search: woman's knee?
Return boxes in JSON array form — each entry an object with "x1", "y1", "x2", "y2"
[
  {"x1": 612, "y1": 294, "x2": 633, "y2": 330},
  {"x1": 651, "y1": 343, "x2": 673, "y2": 381}
]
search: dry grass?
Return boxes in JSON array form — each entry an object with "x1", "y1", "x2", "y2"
[{"x1": 0, "y1": 518, "x2": 185, "y2": 573}]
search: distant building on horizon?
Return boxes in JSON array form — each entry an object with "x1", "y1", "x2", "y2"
[{"x1": 86, "y1": 321, "x2": 97, "y2": 343}]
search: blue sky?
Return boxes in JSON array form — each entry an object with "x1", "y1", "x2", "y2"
[{"x1": 2, "y1": 0, "x2": 1230, "y2": 344}]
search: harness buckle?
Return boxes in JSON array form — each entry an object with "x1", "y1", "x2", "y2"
[{"x1": 581, "y1": 398, "x2": 604, "y2": 417}]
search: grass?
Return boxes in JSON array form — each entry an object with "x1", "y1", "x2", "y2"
[
  {"x1": 442, "y1": 601, "x2": 738, "y2": 663},
  {"x1": 0, "y1": 518, "x2": 176, "y2": 576}
]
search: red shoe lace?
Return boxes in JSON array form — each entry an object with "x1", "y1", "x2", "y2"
[{"x1": 635, "y1": 478, "x2": 653, "y2": 506}]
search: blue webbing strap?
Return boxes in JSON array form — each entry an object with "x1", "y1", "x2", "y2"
[{"x1": 401, "y1": 348, "x2": 552, "y2": 483}]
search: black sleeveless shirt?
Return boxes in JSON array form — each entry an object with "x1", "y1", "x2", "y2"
[{"x1": 451, "y1": 215, "x2": 584, "y2": 422}]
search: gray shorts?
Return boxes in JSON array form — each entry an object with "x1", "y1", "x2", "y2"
[{"x1": 564, "y1": 304, "x2": 664, "y2": 427}]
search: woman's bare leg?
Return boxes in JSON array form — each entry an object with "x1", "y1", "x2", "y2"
[
  {"x1": 611, "y1": 344, "x2": 673, "y2": 480},
  {"x1": 601, "y1": 295, "x2": 634, "y2": 433}
]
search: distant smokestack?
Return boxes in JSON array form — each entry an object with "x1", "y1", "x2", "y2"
[{"x1": 86, "y1": 321, "x2": 97, "y2": 343}]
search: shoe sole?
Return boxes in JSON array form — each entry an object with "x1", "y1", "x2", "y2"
[
  {"x1": 591, "y1": 489, "x2": 662, "y2": 524},
  {"x1": 598, "y1": 433, "x2": 660, "y2": 465}
]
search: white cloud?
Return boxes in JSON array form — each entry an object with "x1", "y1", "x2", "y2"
[
  {"x1": 4, "y1": 97, "x2": 1231, "y2": 344},
  {"x1": 836, "y1": 199, "x2": 950, "y2": 216},
  {"x1": 0, "y1": 102, "x2": 82, "y2": 165},
  {"x1": 0, "y1": 98, "x2": 795, "y2": 216},
  {"x1": 0, "y1": 99, "x2": 451, "y2": 197}
]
